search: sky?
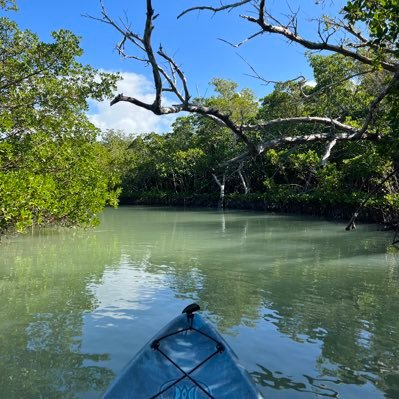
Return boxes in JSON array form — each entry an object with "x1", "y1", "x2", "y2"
[{"x1": 9, "y1": 0, "x2": 344, "y2": 134}]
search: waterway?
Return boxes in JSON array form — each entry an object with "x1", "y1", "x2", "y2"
[{"x1": 0, "y1": 206, "x2": 398, "y2": 398}]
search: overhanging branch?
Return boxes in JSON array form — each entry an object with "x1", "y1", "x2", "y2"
[{"x1": 177, "y1": 0, "x2": 251, "y2": 19}]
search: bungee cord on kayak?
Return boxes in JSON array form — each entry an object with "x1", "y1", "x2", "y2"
[{"x1": 149, "y1": 304, "x2": 223, "y2": 399}]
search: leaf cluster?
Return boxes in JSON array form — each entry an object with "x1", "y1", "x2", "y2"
[{"x1": 0, "y1": 12, "x2": 120, "y2": 235}]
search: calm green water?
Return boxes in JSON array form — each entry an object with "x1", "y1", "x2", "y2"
[{"x1": 1, "y1": 206, "x2": 399, "y2": 399}]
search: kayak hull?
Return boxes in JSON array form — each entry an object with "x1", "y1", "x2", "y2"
[{"x1": 103, "y1": 312, "x2": 263, "y2": 398}]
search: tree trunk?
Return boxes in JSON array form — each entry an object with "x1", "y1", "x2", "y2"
[
  {"x1": 212, "y1": 172, "x2": 226, "y2": 208},
  {"x1": 238, "y1": 163, "x2": 250, "y2": 194}
]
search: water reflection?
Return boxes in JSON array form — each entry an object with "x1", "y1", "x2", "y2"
[
  {"x1": 0, "y1": 230, "x2": 117, "y2": 398},
  {"x1": 252, "y1": 366, "x2": 340, "y2": 398},
  {"x1": 0, "y1": 206, "x2": 398, "y2": 399}
]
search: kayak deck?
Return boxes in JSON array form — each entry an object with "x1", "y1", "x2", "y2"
[{"x1": 103, "y1": 307, "x2": 263, "y2": 398}]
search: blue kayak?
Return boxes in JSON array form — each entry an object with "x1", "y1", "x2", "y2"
[{"x1": 103, "y1": 304, "x2": 264, "y2": 398}]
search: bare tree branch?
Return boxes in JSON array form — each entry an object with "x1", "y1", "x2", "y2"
[
  {"x1": 236, "y1": 51, "x2": 306, "y2": 85},
  {"x1": 238, "y1": 162, "x2": 250, "y2": 193},
  {"x1": 220, "y1": 129, "x2": 380, "y2": 168},
  {"x1": 143, "y1": 0, "x2": 162, "y2": 110},
  {"x1": 243, "y1": 116, "x2": 359, "y2": 134},
  {"x1": 300, "y1": 70, "x2": 375, "y2": 99},
  {"x1": 256, "y1": 130, "x2": 378, "y2": 154},
  {"x1": 321, "y1": 138, "x2": 337, "y2": 166},
  {"x1": 212, "y1": 172, "x2": 226, "y2": 208},
  {"x1": 110, "y1": 93, "x2": 257, "y2": 152},
  {"x1": 157, "y1": 65, "x2": 185, "y2": 103},
  {"x1": 177, "y1": 0, "x2": 251, "y2": 19},
  {"x1": 218, "y1": 30, "x2": 264, "y2": 48},
  {"x1": 246, "y1": 15, "x2": 397, "y2": 72},
  {"x1": 158, "y1": 48, "x2": 190, "y2": 104},
  {"x1": 101, "y1": 0, "x2": 397, "y2": 177}
]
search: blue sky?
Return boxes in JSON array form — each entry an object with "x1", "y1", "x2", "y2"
[{"x1": 10, "y1": 0, "x2": 344, "y2": 134}]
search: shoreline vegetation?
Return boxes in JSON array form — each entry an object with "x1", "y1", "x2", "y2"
[
  {"x1": 119, "y1": 191, "x2": 394, "y2": 227},
  {"x1": 2, "y1": 1, "x2": 399, "y2": 238}
]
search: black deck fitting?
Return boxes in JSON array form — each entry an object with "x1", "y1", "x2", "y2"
[{"x1": 182, "y1": 303, "x2": 201, "y2": 315}]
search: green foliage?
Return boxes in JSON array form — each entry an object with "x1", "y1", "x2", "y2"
[
  {"x1": 0, "y1": 0, "x2": 16, "y2": 11},
  {"x1": 307, "y1": 54, "x2": 370, "y2": 119},
  {"x1": 209, "y1": 78, "x2": 259, "y2": 124},
  {"x1": 107, "y1": 56, "x2": 399, "y2": 223},
  {"x1": 0, "y1": 13, "x2": 119, "y2": 234},
  {"x1": 343, "y1": 0, "x2": 399, "y2": 53},
  {"x1": 258, "y1": 81, "x2": 305, "y2": 120}
]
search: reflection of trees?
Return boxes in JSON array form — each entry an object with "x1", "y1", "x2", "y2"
[
  {"x1": 124, "y1": 209, "x2": 265, "y2": 330},
  {"x1": 251, "y1": 366, "x2": 340, "y2": 398},
  {"x1": 110, "y1": 208, "x2": 399, "y2": 398},
  {"x1": 256, "y1": 255, "x2": 399, "y2": 396},
  {"x1": 2, "y1": 207, "x2": 399, "y2": 398},
  {"x1": 0, "y1": 229, "x2": 119, "y2": 398}
]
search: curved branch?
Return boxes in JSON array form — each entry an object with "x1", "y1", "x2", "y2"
[
  {"x1": 243, "y1": 116, "x2": 359, "y2": 135},
  {"x1": 110, "y1": 93, "x2": 153, "y2": 111},
  {"x1": 241, "y1": 15, "x2": 398, "y2": 72},
  {"x1": 321, "y1": 138, "x2": 337, "y2": 166},
  {"x1": 220, "y1": 130, "x2": 379, "y2": 168},
  {"x1": 177, "y1": 0, "x2": 251, "y2": 19},
  {"x1": 256, "y1": 130, "x2": 377, "y2": 154},
  {"x1": 158, "y1": 48, "x2": 190, "y2": 104},
  {"x1": 300, "y1": 70, "x2": 375, "y2": 99},
  {"x1": 144, "y1": 0, "x2": 162, "y2": 110}
]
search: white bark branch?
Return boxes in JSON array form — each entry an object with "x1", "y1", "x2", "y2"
[
  {"x1": 321, "y1": 138, "x2": 337, "y2": 167},
  {"x1": 220, "y1": 130, "x2": 380, "y2": 168},
  {"x1": 243, "y1": 117, "x2": 358, "y2": 135},
  {"x1": 238, "y1": 163, "x2": 250, "y2": 194}
]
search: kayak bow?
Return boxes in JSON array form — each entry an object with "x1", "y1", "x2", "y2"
[{"x1": 103, "y1": 304, "x2": 264, "y2": 399}]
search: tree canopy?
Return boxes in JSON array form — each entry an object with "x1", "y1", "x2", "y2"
[
  {"x1": 96, "y1": 0, "x2": 399, "y2": 227},
  {"x1": 0, "y1": 5, "x2": 120, "y2": 234}
]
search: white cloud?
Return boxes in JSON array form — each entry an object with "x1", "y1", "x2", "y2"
[
  {"x1": 305, "y1": 79, "x2": 317, "y2": 87},
  {"x1": 88, "y1": 71, "x2": 176, "y2": 135}
]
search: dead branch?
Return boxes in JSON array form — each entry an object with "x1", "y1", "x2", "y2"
[
  {"x1": 219, "y1": 129, "x2": 379, "y2": 169},
  {"x1": 212, "y1": 172, "x2": 226, "y2": 208},
  {"x1": 178, "y1": 1, "x2": 397, "y2": 72},
  {"x1": 243, "y1": 116, "x2": 359, "y2": 134},
  {"x1": 247, "y1": 15, "x2": 398, "y2": 72},
  {"x1": 158, "y1": 48, "x2": 190, "y2": 104},
  {"x1": 218, "y1": 30, "x2": 264, "y2": 48},
  {"x1": 236, "y1": 52, "x2": 305, "y2": 86},
  {"x1": 143, "y1": 0, "x2": 162, "y2": 110},
  {"x1": 100, "y1": 0, "x2": 397, "y2": 176},
  {"x1": 177, "y1": 0, "x2": 251, "y2": 19},
  {"x1": 238, "y1": 162, "x2": 250, "y2": 194},
  {"x1": 300, "y1": 70, "x2": 375, "y2": 99},
  {"x1": 93, "y1": 1, "x2": 257, "y2": 152},
  {"x1": 321, "y1": 138, "x2": 337, "y2": 166}
]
